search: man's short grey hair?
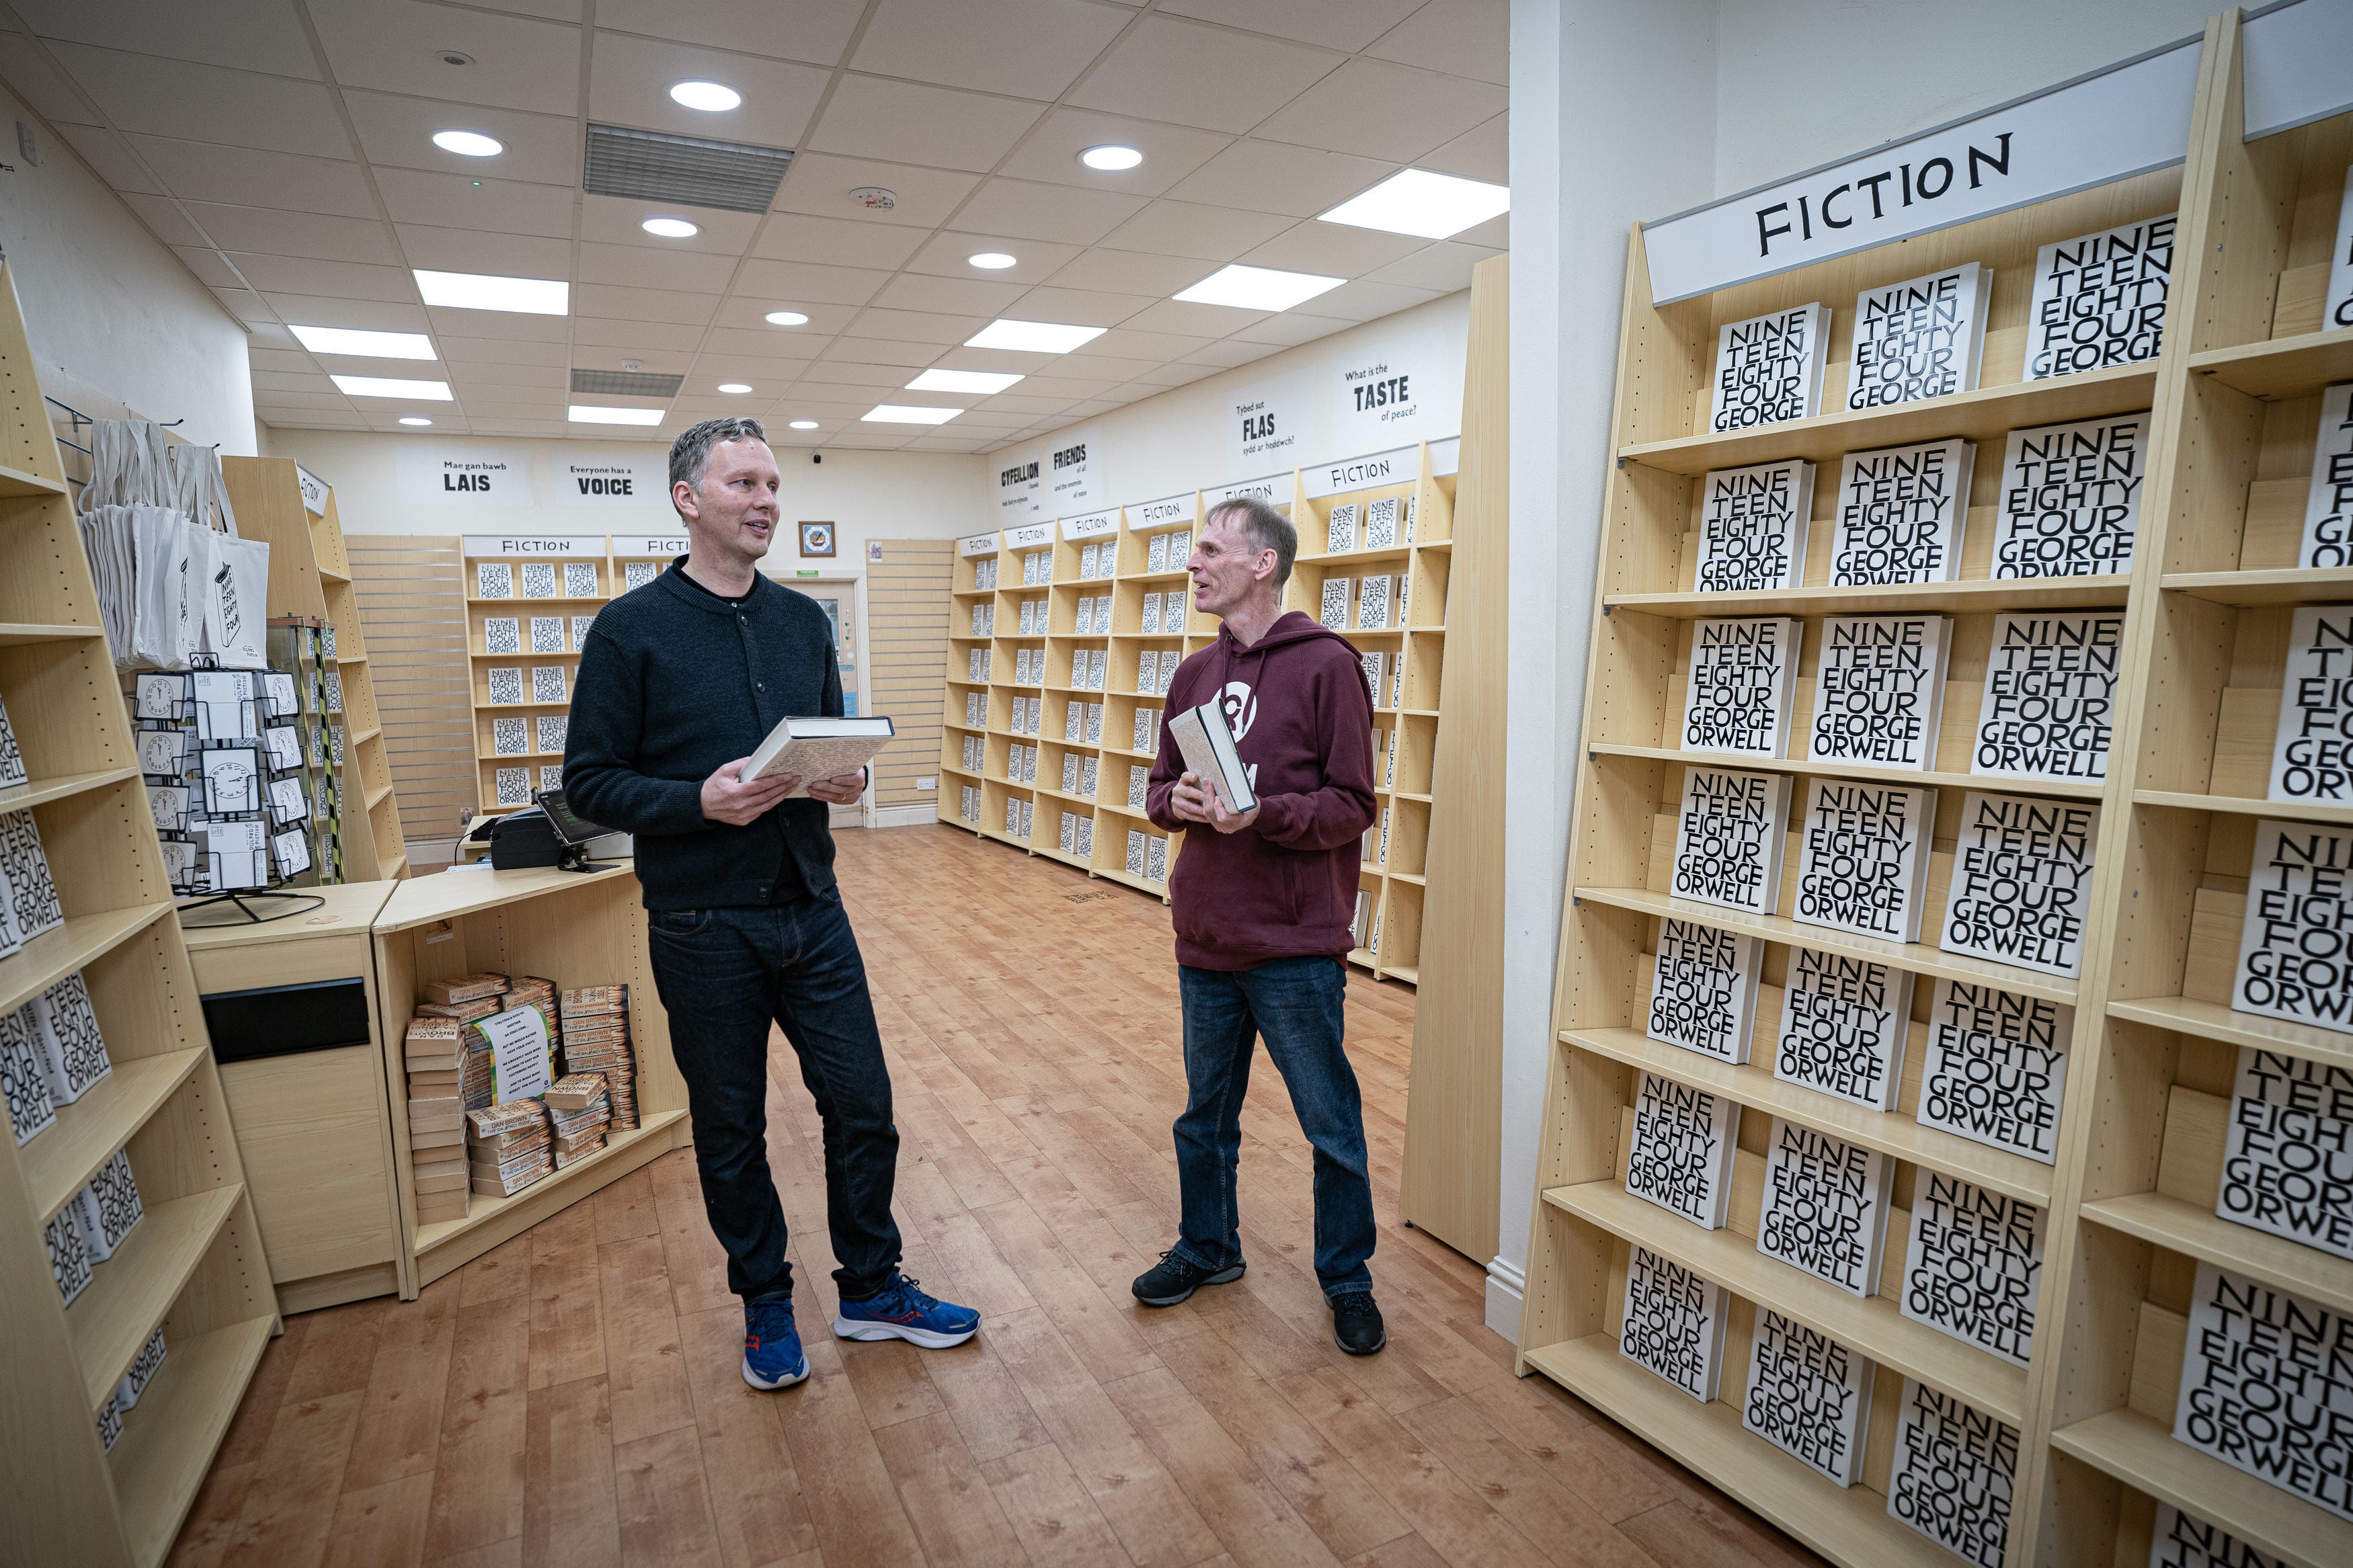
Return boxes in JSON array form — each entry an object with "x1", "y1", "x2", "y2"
[
  {"x1": 669, "y1": 417, "x2": 768, "y2": 504},
  {"x1": 1205, "y1": 496, "x2": 1297, "y2": 590}
]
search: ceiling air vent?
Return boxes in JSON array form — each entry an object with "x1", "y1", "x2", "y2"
[
  {"x1": 569, "y1": 369, "x2": 683, "y2": 398},
  {"x1": 583, "y1": 123, "x2": 794, "y2": 213}
]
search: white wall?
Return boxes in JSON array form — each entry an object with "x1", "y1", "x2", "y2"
[
  {"x1": 0, "y1": 80, "x2": 254, "y2": 455},
  {"x1": 260, "y1": 427, "x2": 991, "y2": 573},
  {"x1": 1489, "y1": 0, "x2": 2225, "y2": 1344}
]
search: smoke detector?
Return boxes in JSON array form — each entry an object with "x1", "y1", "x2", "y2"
[
  {"x1": 850, "y1": 186, "x2": 897, "y2": 210},
  {"x1": 436, "y1": 49, "x2": 475, "y2": 67}
]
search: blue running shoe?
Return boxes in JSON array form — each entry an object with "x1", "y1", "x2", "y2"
[
  {"x1": 833, "y1": 1274, "x2": 980, "y2": 1348},
  {"x1": 742, "y1": 1296, "x2": 809, "y2": 1390}
]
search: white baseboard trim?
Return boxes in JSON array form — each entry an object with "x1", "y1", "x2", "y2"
[
  {"x1": 869, "y1": 804, "x2": 939, "y2": 829},
  {"x1": 1484, "y1": 1256, "x2": 1526, "y2": 1343}
]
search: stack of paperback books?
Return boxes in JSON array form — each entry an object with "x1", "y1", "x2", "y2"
[
  {"x1": 545, "y1": 1073, "x2": 613, "y2": 1167},
  {"x1": 402, "y1": 1017, "x2": 469, "y2": 1223},
  {"x1": 415, "y1": 971, "x2": 510, "y2": 1110},
  {"x1": 467, "y1": 1100, "x2": 553, "y2": 1197},
  {"x1": 561, "y1": 986, "x2": 638, "y2": 1129}
]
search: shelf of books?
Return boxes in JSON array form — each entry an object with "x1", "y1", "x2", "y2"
[
  {"x1": 0, "y1": 259, "x2": 278, "y2": 1568},
  {"x1": 1511, "y1": 11, "x2": 2353, "y2": 1566},
  {"x1": 933, "y1": 441, "x2": 1459, "y2": 983},
  {"x1": 219, "y1": 458, "x2": 407, "y2": 880}
]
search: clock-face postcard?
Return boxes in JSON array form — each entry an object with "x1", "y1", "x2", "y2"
[{"x1": 799, "y1": 520, "x2": 836, "y2": 557}]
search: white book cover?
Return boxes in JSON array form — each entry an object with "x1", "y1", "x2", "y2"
[
  {"x1": 1320, "y1": 577, "x2": 1351, "y2": 631},
  {"x1": 1169, "y1": 528, "x2": 1190, "y2": 562},
  {"x1": 1362, "y1": 652, "x2": 1386, "y2": 706},
  {"x1": 1681, "y1": 617, "x2": 1801, "y2": 757},
  {"x1": 1899, "y1": 1173, "x2": 2044, "y2": 1367},
  {"x1": 68, "y1": 1147, "x2": 141, "y2": 1262},
  {"x1": 2272, "y1": 603, "x2": 2353, "y2": 801},
  {"x1": 1357, "y1": 575, "x2": 1391, "y2": 630},
  {"x1": 625, "y1": 561, "x2": 656, "y2": 591},
  {"x1": 1692, "y1": 460, "x2": 1814, "y2": 593},
  {"x1": 1708, "y1": 302, "x2": 1831, "y2": 432},
  {"x1": 0, "y1": 692, "x2": 25, "y2": 792},
  {"x1": 495, "y1": 768, "x2": 530, "y2": 806},
  {"x1": 1886, "y1": 1380, "x2": 2020, "y2": 1568},
  {"x1": 1019, "y1": 799, "x2": 1032, "y2": 839},
  {"x1": 2329, "y1": 169, "x2": 2353, "y2": 333},
  {"x1": 1149, "y1": 533, "x2": 1170, "y2": 573},
  {"x1": 1648, "y1": 919, "x2": 1762, "y2": 1064},
  {"x1": 1019, "y1": 600, "x2": 1037, "y2": 636},
  {"x1": 1365, "y1": 497, "x2": 1399, "y2": 550},
  {"x1": 32, "y1": 974, "x2": 109, "y2": 1106},
  {"x1": 1390, "y1": 657, "x2": 1404, "y2": 710},
  {"x1": 1624, "y1": 1071, "x2": 1740, "y2": 1231},
  {"x1": 563, "y1": 561, "x2": 597, "y2": 596},
  {"x1": 1774, "y1": 949, "x2": 1913, "y2": 1112},
  {"x1": 45, "y1": 1209, "x2": 91, "y2": 1307},
  {"x1": 2172, "y1": 1261, "x2": 2353, "y2": 1524},
  {"x1": 1060, "y1": 811, "x2": 1075, "y2": 853},
  {"x1": 1068, "y1": 648, "x2": 1087, "y2": 688},
  {"x1": 2148, "y1": 1504, "x2": 2288, "y2": 1568},
  {"x1": 476, "y1": 561, "x2": 513, "y2": 599},
  {"x1": 1810, "y1": 614, "x2": 1949, "y2": 770},
  {"x1": 1992, "y1": 415, "x2": 2150, "y2": 577},
  {"x1": 1005, "y1": 798, "x2": 1021, "y2": 836},
  {"x1": 1741, "y1": 1311, "x2": 1874, "y2": 1486},
  {"x1": 1129, "y1": 764, "x2": 1148, "y2": 810},
  {"x1": 1080, "y1": 542, "x2": 1100, "y2": 579},
  {"x1": 522, "y1": 561, "x2": 556, "y2": 599},
  {"x1": 1669, "y1": 767, "x2": 1793, "y2": 916},
  {"x1": 530, "y1": 616, "x2": 563, "y2": 653},
  {"x1": 532, "y1": 666, "x2": 567, "y2": 704},
  {"x1": 1942, "y1": 792, "x2": 2098, "y2": 978},
  {"x1": 2235, "y1": 819, "x2": 2353, "y2": 1033},
  {"x1": 2215, "y1": 1047, "x2": 2353, "y2": 1260},
  {"x1": 484, "y1": 616, "x2": 520, "y2": 655},
  {"x1": 1847, "y1": 263, "x2": 1991, "y2": 410},
  {"x1": 1085, "y1": 703, "x2": 1103, "y2": 744},
  {"x1": 1147, "y1": 834, "x2": 1167, "y2": 882},
  {"x1": 1793, "y1": 779, "x2": 1938, "y2": 942},
  {"x1": 536, "y1": 716, "x2": 566, "y2": 755},
  {"x1": 497, "y1": 717, "x2": 532, "y2": 756},
  {"x1": 2299, "y1": 382, "x2": 2353, "y2": 569},
  {"x1": 1073, "y1": 597, "x2": 1092, "y2": 636},
  {"x1": 1140, "y1": 592, "x2": 1163, "y2": 635},
  {"x1": 1076, "y1": 816, "x2": 1093, "y2": 856},
  {"x1": 1127, "y1": 828, "x2": 1146, "y2": 876},
  {"x1": 1829, "y1": 440, "x2": 1974, "y2": 585},
  {"x1": 1755, "y1": 1118, "x2": 1892, "y2": 1296},
  {"x1": 1062, "y1": 753, "x2": 1080, "y2": 794},
  {"x1": 1139, "y1": 650, "x2": 1160, "y2": 695},
  {"x1": 1620, "y1": 1246, "x2": 1730, "y2": 1403},
  {"x1": 0, "y1": 809, "x2": 63, "y2": 942},
  {"x1": 1080, "y1": 757, "x2": 1097, "y2": 797},
  {"x1": 1063, "y1": 701, "x2": 1082, "y2": 742},
  {"x1": 2025, "y1": 214, "x2": 2177, "y2": 380},
  {"x1": 967, "y1": 692, "x2": 984, "y2": 727},
  {"x1": 1917, "y1": 981, "x2": 2074, "y2": 1165},
  {"x1": 1972, "y1": 612, "x2": 2124, "y2": 782},
  {"x1": 1327, "y1": 502, "x2": 1359, "y2": 555},
  {"x1": 1, "y1": 1002, "x2": 55, "y2": 1146}
]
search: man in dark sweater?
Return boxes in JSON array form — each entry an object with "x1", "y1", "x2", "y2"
[
  {"x1": 565, "y1": 417, "x2": 978, "y2": 1393},
  {"x1": 1135, "y1": 496, "x2": 1386, "y2": 1355}
]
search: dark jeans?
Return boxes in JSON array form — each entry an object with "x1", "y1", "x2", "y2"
[
  {"x1": 1171, "y1": 956, "x2": 1375, "y2": 1299},
  {"x1": 646, "y1": 891, "x2": 901, "y2": 1305}
]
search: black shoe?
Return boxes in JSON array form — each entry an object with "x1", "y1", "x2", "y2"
[
  {"x1": 1131, "y1": 1249, "x2": 1245, "y2": 1307},
  {"x1": 1331, "y1": 1290, "x2": 1386, "y2": 1355}
]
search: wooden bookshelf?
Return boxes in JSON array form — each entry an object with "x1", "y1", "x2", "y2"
[
  {"x1": 0, "y1": 258, "x2": 278, "y2": 1568},
  {"x1": 460, "y1": 532, "x2": 635, "y2": 820},
  {"x1": 932, "y1": 443, "x2": 1464, "y2": 985}
]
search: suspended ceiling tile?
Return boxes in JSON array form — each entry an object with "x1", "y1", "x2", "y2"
[
  {"x1": 340, "y1": 90, "x2": 581, "y2": 185},
  {"x1": 474, "y1": 419, "x2": 566, "y2": 435},
  {"x1": 177, "y1": 202, "x2": 396, "y2": 265},
  {"x1": 1127, "y1": 360, "x2": 1213, "y2": 389},
  {"x1": 118, "y1": 194, "x2": 208, "y2": 249},
  {"x1": 260, "y1": 409, "x2": 369, "y2": 428},
  {"x1": 240, "y1": 253, "x2": 418, "y2": 300},
  {"x1": 577, "y1": 241, "x2": 737, "y2": 294},
  {"x1": 1046, "y1": 247, "x2": 1216, "y2": 298},
  {"x1": 1165, "y1": 139, "x2": 1394, "y2": 218},
  {"x1": 1220, "y1": 308, "x2": 1347, "y2": 346},
  {"x1": 574, "y1": 281, "x2": 724, "y2": 324},
  {"x1": 1005, "y1": 285, "x2": 1155, "y2": 329},
  {"x1": 797, "y1": 360, "x2": 923, "y2": 388},
  {"x1": 820, "y1": 337, "x2": 941, "y2": 368},
  {"x1": 426, "y1": 304, "x2": 571, "y2": 341},
  {"x1": 1452, "y1": 212, "x2": 1508, "y2": 248},
  {"x1": 1153, "y1": 0, "x2": 1422, "y2": 51},
  {"x1": 0, "y1": 30, "x2": 107, "y2": 126},
  {"x1": 376, "y1": 168, "x2": 578, "y2": 237},
  {"x1": 169, "y1": 245, "x2": 247, "y2": 288},
  {"x1": 999, "y1": 372, "x2": 1120, "y2": 399},
  {"x1": 125, "y1": 136, "x2": 378, "y2": 219},
  {"x1": 1419, "y1": 112, "x2": 1506, "y2": 184},
  {"x1": 1072, "y1": 326, "x2": 1215, "y2": 361},
  {"x1": 436, "y1": 335, "x2": 572, "y2": 368},
  {"x1": 850, "y1": 0, "x2": 1127, "y2": 101},
  {"x1": 1363, "y1": 240, "x2": 1497, "y2": 294},
  {"x1": 570, "y1": 320, "x2": 707, "y2": 353},
  {"x1": 733, "y1": 256, "x2": 890, "y2": 306},
  {"x1": 309, "y1": 1, "x2": 582, "y2": 117},
  {"x1": 1115, "y1": 297, "x2": 1265, "y2": 337},
  {"x1": 969, "y1": 393, "x2": 1076, "y2": 417},
  {"x1": 1253, "y1": 58, "x2": 1504, "y2": 165},
  {"x1": 1238, "y1": 220, "x2": 1429, "y2": 277},
  {"x1": 867, "y1": 273, "x2": 1030, "y2": 317},
  {"x1": 850, "y1": 306, "x2": 992, "y2": 345},
  {"x1": 1021, "y1": 352, "x2": 1154, "y2": 380},
  {"x1": 446, "y1": 362, "x2": 568, "y2": 388},
  {"x1": 594, "y1": 0, "x2": 865, "y2": 67},
  {"x1": 45, "y1": 45, "x2": 354, "y2": 155},
  {"x1": 903, "y1": 231, "x2": 1080, "y2": 284},
  {"x1": 926, "y1": 345, "x2": 1056, "y2": 376},
  {"x1": 1095, "y1": 200, "x2": 1293, "y2": 263},
  {"x1": 752, "y1": 212, "x2": 926, "y2": 271},
  {"x1": 587, "y1": 33, "x2": 830, "y2": 147},
  {"x1": 1364, "y1": 0, "x2": 1507, "y2": 86},
  {"x1": 247, "y1": 347, "x2": 317, "y2": 372},
  {"x1": 955, "y1": 177, "x2": 1144, "y2": 246},
  {"x1": 1181, "y1": 337, "x2": 1281, "y2": 368},
  {"x1": 691, "y1": 354, "x2": 817, "y2": 382},
  {"x1": 243, "y1": 322, "x2": 302, "y2": 350},
  {"x1": 251, "y1": 369, "x2": 338, "y2": 393},
  {"x1": 253, "y1": 388, "x2": 364, "y2": 411},
  {"x1": 1291, "y1": 276, "x2": 1441, "y2": 323},
  {"x1": 805, "y1": 76, "x2": 1046, "y2": 173},
  {"x1": 772, "y1": 153, "x2": 981, "y2": 230},
  {"x1": 49, "y1": 124, "x2": 164, "y2": 194},
  {"x1": 393, "y1": 224, "x2": 572, "y2": 278},
  {"x1": 471, "y1": 0, "x2": 583, "y2": 21},
  {"x1": 580, "y1": 196, "x2": 762, "y2": 254},
  {"x1": 1065, "y1": 15, "x2": 1341, "y2": 134}
]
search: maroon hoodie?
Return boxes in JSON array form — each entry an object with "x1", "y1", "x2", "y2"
[{"x1": 1146, "y1": 610, "x2": 1378, "y2": 969}]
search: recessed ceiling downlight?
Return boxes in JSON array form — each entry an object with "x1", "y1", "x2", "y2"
[
  {"x1": 1079, "y1": 145, "x2": 1142, "y2": 171},
  {"x1": 717, "y1": 382, "x2": 753, "y2": 394},
  {"x1": 432, "y1": 130, "x2": 504, "y2": 157},
  {"x1": 967, "y1": 251, "x2": 1016, "y2": 270},
  {"x1": 669, "y1": 81, "x2": 741, "y2": 112},
  {"x1": 641, "y1": 216, "x2": 699, "y2": 239},
  {"x1": 788, "y1": 419, "x2": 819, "y2": 430},
  {"x1": 399, "y1": 416, "x2": 434, "y2": 426},
  {"x1": 764, "y1": 311, "x2": 809, "y2": 327}
]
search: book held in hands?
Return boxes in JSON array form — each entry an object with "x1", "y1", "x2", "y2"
[
  {"x1": 1166, "y1": 697, "x2": 1256, "y2": 814},
  {"x1": 744, "y1": 714, "x2": 893, "y2": 794}
]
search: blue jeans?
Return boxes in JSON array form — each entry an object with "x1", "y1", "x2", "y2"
[
  {"x1": 1172, "y1": 956, "x2": 1375, "y2": 1298},
  {"x1": 646, "y1": 891, "x2": 902, "y2": 1303}
]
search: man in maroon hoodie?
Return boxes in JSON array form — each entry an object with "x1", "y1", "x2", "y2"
[{"x1": 1131, "y1": 496, "x2": 1386, "y2": 1355}]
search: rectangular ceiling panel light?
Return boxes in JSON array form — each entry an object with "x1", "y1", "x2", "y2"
[
  {"x1": 290, "y1": 325, "x2": 437, "y2": 360},
  {"x1": 569, "y1": 405, "x2": 666, "y2": 425},
  {"x1": 331, "y1": 374, "x2": 452, "y2": 400},
  {"x1": 905, "y1": 368, "x2": 1024, "y2": 395},
  {"x1": 1172, "y1": 264, "x2": 1344, "y2": 313},
  {"x1": 1318, "y1": 169, "x2": 1510, "y2": 239},
  {"x1": 863, "y1": 405, "x2": 963, "y2": 425},
  {"x1": 415, "y1": 269, "x2": 570, "y2": 315},
  {"x1": 963, "y1": 319, "x2": 1107, "y2": 354}
]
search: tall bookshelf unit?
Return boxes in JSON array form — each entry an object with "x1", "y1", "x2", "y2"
[
  {"x1": 218, "y1": 458, "x2": 407, "y2": 880},
  {"x1": 1517, "y1": 11, "x2": 2353, "y2": 1568},
  {"x1": 934, "y1": 444, "x2": 1459, "y2": 983},
  {"x1": 0, "y1": 259, "x2": 278, "y2": 1568}
]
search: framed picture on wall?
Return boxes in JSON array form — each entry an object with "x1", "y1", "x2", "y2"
[{"x1": 799, "y1": 521, "x2": 836, "y2": 557}]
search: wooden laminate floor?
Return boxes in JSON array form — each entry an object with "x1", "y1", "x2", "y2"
[{"x1": 167, "y1": 825, "x2": 1819, "y2": 1568}]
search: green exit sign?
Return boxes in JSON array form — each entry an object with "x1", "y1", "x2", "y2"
[{"x1": 796, "y1": 569, "x2": 820, "y2": 577}]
